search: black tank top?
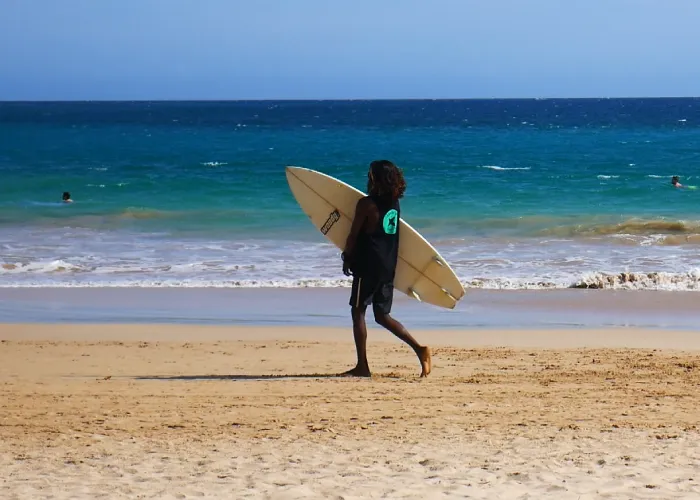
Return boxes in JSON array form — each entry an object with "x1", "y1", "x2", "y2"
[{"x1": 352, "y1": 195, "x2": 400, "y2": 282}]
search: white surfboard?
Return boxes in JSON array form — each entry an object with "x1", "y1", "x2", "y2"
[{"x1": 285, "y1": 166, "x2": 465, "y2": 309}]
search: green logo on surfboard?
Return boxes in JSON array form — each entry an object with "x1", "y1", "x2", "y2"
[{"x1": 383, "y1": 209, "x2": 398, "y2": 235}]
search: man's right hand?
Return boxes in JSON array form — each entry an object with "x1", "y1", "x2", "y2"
[{"x1": 342, "y1": 252, "x2": 353, "y2": 276}]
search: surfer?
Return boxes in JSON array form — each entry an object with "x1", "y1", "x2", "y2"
[
  {"x1": 341, "y1": 160, "x2": 432, "y2": 378},
  {"x1": 62, "y1": 192, "x2": 73, "y2": 203},
  {"x1": 672, "y1": 176, "x2": 683, "y2": 188}
]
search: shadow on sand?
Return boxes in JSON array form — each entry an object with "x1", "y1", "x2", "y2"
[{"x1": 134, "y1": 373, "x2": 349, "y2": 382}]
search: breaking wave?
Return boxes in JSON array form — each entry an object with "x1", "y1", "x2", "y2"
[
  {"x1": 1, "y1": 260, "x2": 84, "y2": 274},
  {"x1": 465, "y1": 271, "x2": 700, "y2": 291},
  {"x1": 3, "y1": 271, "x2": 700, "y2": 291},
  {"x1": 538, "y1": 219, "x2": 700, "y2": 238},
  {"x1": 568, "y1": 271, "x2": 700, "y2": 290}
]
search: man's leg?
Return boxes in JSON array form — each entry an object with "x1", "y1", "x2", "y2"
[
  {"x1": 375, "y1": 312, "x2": 431, "y2": 377},
  {"x1": 341, "y1": 305, "x2": 371, "y2": 377},
  {"x1": 373, "y1": 283, "x2": 432, "y2": 377},
  {"x1": 343, "y1": 277, "x2": 372, "y2": 377}
]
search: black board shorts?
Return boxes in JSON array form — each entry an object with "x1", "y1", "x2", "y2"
[{"x1": 349, "y1": 275, "x2": 394, "y2": 315}]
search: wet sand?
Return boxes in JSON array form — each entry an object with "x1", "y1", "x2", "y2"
[
  {"x1": 3, "y1": 287, "x2": 700, "y2": 330},
  {"x1": 1, "y1": 324, "x2": 699, "y2": 499}
]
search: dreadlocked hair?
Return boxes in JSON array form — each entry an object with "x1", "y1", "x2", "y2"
[{"x1": 368, "y1": 160, "x2": 406, "y2": 201}]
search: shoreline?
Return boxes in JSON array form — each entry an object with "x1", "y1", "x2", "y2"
[{"x1": 2, "y1": 286, "x2": 700, "y2": 330}]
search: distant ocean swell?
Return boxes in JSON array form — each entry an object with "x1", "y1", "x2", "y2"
[{"x1": 5, "y1": 209, "x2": 700, "y2": 242}]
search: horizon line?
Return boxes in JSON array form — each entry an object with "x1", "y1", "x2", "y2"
[{"x1": 1, "y1": 96, "x2": 700, "y2": 103}]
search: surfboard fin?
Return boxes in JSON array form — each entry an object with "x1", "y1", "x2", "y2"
[
  {"x1": 408, "y1": 288, "x2": 422, "y2": 302},
  {"x1": 440, "y1": 287, "x2": 457, "y2": 302}
]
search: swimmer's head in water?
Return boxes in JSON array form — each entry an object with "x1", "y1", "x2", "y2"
[{"x1": 672, "y1": 176, "x2": 680, "y2": 185}]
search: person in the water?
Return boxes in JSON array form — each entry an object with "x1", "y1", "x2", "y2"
[{"x1": 62, "y1": 192, "x2": 73, "y2": 203}]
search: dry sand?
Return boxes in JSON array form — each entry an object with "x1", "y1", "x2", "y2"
[{"x1": 1, "y1": 324, "x2": 699, "y2": 499}]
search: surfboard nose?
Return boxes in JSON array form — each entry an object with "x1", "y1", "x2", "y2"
[
  {"x1": 285, "y1": 166, "x2": 301, "y2": 180},
  {"x1": 285, "y1": 166, "x2": 297, "y2": 182}
]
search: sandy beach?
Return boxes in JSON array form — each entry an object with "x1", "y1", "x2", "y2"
[{"x1": 1, "y1": 323, "x2": 699, "y2": 499}]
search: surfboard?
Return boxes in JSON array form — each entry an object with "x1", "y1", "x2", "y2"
[{"x1": 285, "y1": 166, "x2": 465, "y2": 309}]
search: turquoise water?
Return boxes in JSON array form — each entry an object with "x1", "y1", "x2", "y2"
[{"x1": 2, "y1": 99, "x2": 700, "y2": 289}]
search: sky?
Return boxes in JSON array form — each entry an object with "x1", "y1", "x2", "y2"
[{"x1": 1, "y1": 0, "x2": 699, "y2": 100}]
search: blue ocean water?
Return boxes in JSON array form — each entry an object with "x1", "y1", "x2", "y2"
[{"x1": 2, "y1": 99, "x2": 700, "y2": 290}]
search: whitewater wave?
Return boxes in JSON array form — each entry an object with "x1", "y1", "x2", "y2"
[
  {"x1": 1, "y1": 260, "x2": 84, "y2": 274},
  {"x1": 0, "y1": 259, "x2": 261, "y2": 275},
  {"x1": 0, "y1": 278, "x2": 353, "y2": 288},
  {"x1": 459, "y1": 271, "x2": 700, "y2": 291},
  {"x1": 570, "y1": 271, "x2": 700, "y2": 291},
  {"x1": 3, "y1": 271, "x2": 700, "y2": 291},
  {"x1": 478, "y1": 165, "x2": 531, "y2": 171}
]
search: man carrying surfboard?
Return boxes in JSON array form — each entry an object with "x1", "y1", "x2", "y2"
[{"x1": 341, "y1": 160, "x2": 432, "y2": 378}]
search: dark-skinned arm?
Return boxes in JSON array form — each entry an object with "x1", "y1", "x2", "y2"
[{"x1": 342, "y1": 197, "x2": 369, "y2": 276}]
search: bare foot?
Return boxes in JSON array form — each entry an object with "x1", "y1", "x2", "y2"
[
  {"x1": 418, "y1": 346, "x2": 432, "y2": 377},
  {"x1": 339, "y1": 366, "x2": 372, "y2": 378}
]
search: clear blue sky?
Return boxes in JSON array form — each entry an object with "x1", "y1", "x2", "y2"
[{"x1": 1, "y1": 0, "x2": 699, "y2": 100}]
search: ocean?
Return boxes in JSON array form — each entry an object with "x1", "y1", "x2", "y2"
[{"x1": 2, "y1": 99, "x2": 700, "y2": 291}]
